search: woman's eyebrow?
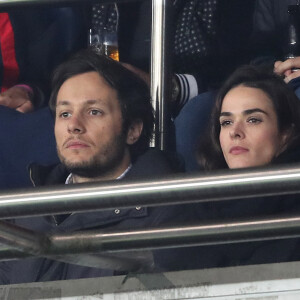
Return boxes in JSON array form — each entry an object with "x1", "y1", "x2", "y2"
[
  {"x1": 243, "y1": 108, "x2": 268, "y2": 115},
  {"x1": 220, "y1": 108, "x2": 268, "y2": 118}
]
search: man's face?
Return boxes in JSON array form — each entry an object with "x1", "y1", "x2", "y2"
[{"x1": 54, "y1": 71, "x2": 132, "y2": 181}]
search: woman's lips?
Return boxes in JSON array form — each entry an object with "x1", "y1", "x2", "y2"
[{"x1": 229, "y1": 146, "x2": 249, "y2": 155}]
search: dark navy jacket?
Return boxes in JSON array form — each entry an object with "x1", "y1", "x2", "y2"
[
  {"x1": 0, "y1": 149, "x2": 197, "y2": 285},
  {"x1": 192, "y1": 145, "x2": 300, "y2": 269}
]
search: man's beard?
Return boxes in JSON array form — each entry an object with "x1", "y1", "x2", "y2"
[{"x1": 57, "y1": 132, "x2": 128, "y2": 179}]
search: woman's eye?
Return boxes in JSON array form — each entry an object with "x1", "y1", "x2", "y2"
[
  {"x1": 89, "y1": 109, "x2": 103, "y2": 116},
  {"x1": 248, "y1": 117, "x2": 262, "y2": 124},
  {"x1": 220, "y1": 120, "x2": 232, "y2": 127}
]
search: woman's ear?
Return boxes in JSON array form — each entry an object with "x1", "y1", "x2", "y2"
[
  {"x1": 126, "y1": 119, "x2": 143, "y2": 145},
  {"x1": 278, "y1": 125, "x2": 295, "y2": 155}
]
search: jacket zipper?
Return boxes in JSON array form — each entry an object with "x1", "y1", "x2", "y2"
[
  {"x1": 52, "y1": 216, "x2": 59, "y2": 226},
  {"x1": 29, "y1": 167, "x2": 36, "y2": 187}
]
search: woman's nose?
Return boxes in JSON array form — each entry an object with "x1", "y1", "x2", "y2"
[{"x1": 229, "y1": 122, "x2": 245, "y2": 139}]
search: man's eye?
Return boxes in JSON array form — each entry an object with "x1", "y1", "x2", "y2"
[
  {"x1": 59, "y1": 112, "x2": 71, "y2": 118},
  {"x1": 248, "y1": 117, "x2": 262, "y2": 124},
  {"x1": 220, "y1": 120, "x2": 232, "y2": 127},
  {"x1": 89, "y1": 109, "x2": 103, "y2": 116}
]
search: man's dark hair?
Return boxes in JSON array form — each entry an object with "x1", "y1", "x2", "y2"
[
  {"x1": 49, "y1": 48, "x2": 154, "y2": 159},
  {"x1": 197, "y1": 64, "x2": 300, "y2": 170}
]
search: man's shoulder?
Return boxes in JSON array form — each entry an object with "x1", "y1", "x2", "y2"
[
  {"x1": 29, "y1": 163, "x2": 68, "y2": 186},
  {"x1": 125, "y1": 148, "x2": 184, "y2": 180}
]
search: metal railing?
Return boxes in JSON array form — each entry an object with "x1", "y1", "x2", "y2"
[
  {"x1": 150, "y1": 0, "x2": 173, "y2": 149},
  {"x1": 0, "y1": 164, "x2": 299, "y2": 270},
  {"x1": 0, "y1": 0, "x2": 299, "y2": 273},
  {"x1": 0, "y1": 164, "x2": 299, "y2": 219}
]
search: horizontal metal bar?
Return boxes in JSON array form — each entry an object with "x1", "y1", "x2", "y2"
[
  {"x1": 46, "y1": 214, "x2": 300, "y2": 253},
  {"x1": 0, "y1": 164, "x2": 300, "y2": 219},
  {"x1": 0, "y1": 221, "x2": 47, "y2": 255},
  {"x1": 1, "y1": 214, "x2": 300, "y2": 260},
  {"x1": 0, "y1": 0, "x2": 139, "y2": 9},
  {"x1": 0, "y1": 221, "x2": 148, "y2": 271}
]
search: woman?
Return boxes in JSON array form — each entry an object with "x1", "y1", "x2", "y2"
[
  {"x1": 198, "y1": 64, "x2": 300, "y2": 170},
  {"x1": 193, "y1": 65, "x2": 300, "y2": 269}
]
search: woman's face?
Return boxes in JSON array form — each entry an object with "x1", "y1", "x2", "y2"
[{"x1": 219, "y1": 85, "x2": 287, "y2": 169}]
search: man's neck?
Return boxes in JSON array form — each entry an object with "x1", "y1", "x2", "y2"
[{"x1": 71, "y1": 163, "x2": 132, "y2": 184}]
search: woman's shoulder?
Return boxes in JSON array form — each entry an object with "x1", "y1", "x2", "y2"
[{"x1": 274, "y1": 140, "x2": 300, "y2": 165}]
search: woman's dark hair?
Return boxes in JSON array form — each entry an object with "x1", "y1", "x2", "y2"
[
  {"x1": 49, "y1": 48, "x2": 154, "y2": 159},
  {"x1": 197, "y1": 65, "x2": 300, "y2": 170}
]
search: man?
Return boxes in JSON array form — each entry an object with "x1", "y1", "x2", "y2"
[
  {"x1": 46, "y1": 47, "x2": 154, "y2": 183},
  {"x1": 29, "y1": 48, "x2": 177, "y2": 185},
  {"x1": 0, "y1": 49, "x2": 195, "y2": 285}
]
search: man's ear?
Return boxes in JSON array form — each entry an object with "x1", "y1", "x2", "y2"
[{"x1": 126, "y1": 119, "x2": 143, "y2": 145}]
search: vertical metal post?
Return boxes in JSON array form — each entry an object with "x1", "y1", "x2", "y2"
[{"x1": 150, "y1": 0, "x2": 173, "y2": 150}]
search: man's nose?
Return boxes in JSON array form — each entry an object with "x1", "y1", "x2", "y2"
[
  {"x1": 229, "y1": 122, "x2": 245, "y2": 139},
  {"x1": 67, "y1": 115, "x2": 85, "y2": 134}
]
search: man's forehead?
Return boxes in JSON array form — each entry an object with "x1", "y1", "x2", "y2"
[
  {"x1": 55, "y1": 72, "x2": 121, "y2": 109},
  {"x1": 56, "y1": 99, "x2": 105, "y2": 106}
]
